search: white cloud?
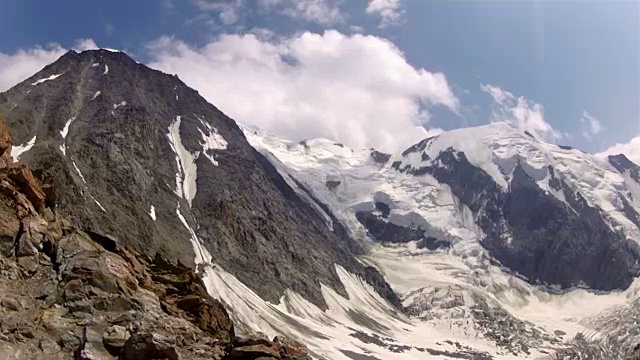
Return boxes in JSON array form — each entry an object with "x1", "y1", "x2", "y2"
[
  {"x1": 597, "y1": 137, "x2": 640, "y2": 164},
  {"x1": 580, "y1": 110, "x2": 604, "y2": 139},
  {"x1": 366, "y1": 0, "x2": 403, "y2": 27},
  {"x1": 0, "y1": 38, "x2": 104, "y2": 92},
  {"x1": 73, "y1": 38, "x2": 99, "y2": 51},
  {"x1": 481, "y1": 84, "x2": 561, "y2": 141},
  {"x1": 194, "y1": 0, "x2": 242, "y2": 25},
  {"x1": 0, "y1": 44, "x2": 66, "y2": 92},
  {"x1": 147, "y1": 30, "x2": 458, "y2": 152}
]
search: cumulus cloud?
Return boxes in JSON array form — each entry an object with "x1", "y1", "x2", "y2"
[
  {"x1": 580, "y1": 110, "x2": 604, "y2": 139},
  {"x1": 147, "y1": 30, "x2": 458, "y2": 151},
  {"x1": 366, "y1": 0, "x2": 403, "y2": 27},
  {"x1": 481, "y1": 84, "x2": 561, "y2": 141}
]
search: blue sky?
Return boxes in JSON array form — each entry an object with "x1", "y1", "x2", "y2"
[{"x1": 0, "y1": 0, "x2": 638, "y2": 155}]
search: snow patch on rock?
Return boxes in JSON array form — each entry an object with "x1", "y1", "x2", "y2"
[
  {"x1": 90, "y1": 195, "x2": 106, "y2": 212},
  {"x1": 149, "y1": 205, "x2": 156, "y2": 221},
  {"x1": 196, "y1": 116, "x2": 227, "y2": 166},
  {"x1": 11, "y1": 136, "x2": 37, "y2": 161},
  {"x1": 176, "y1": 205, "x2": 211, "y2": 265},
  {"x1": 59, "y1": 117, "x2": 76, "y2": 156},
  {"x1": 31, "y1": 73, "x2": 63, "y2": 86},
  {"x1": 72, "y1": 160, "x2": 87, "y2": 184},
  {"x1": 166, "y1": 116, "x2": 199, "y2": 207},
  {"x1": 92, "y1": 91, "x2": 101, "y2": 100}
]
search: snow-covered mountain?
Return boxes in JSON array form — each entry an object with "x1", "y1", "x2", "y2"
[
  {"x1": 233, "y1": 122, "x2": 640, "y2": 359},
  {"x1": 1, "y1": 49, "x2": 640, "y2": 359}
]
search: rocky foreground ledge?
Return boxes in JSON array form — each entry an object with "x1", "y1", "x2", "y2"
[{"x1": 0, "y1": 113, "x2": 310, "y2": 360}]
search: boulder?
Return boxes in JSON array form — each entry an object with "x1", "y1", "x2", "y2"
[
  {"x1": 38, "y1": 338, "x2": 61, "y2": 354},
  {"x1": 77, "y1": 326, "x2": 116, "y2": 360},
  {"x1": 8, "y1": 164, "x2": 45, "y2": 210},
  {"x1": 122, "y1": 332, "x2": 180, "y2": 360},
  {"x1": 102, "y1": 325, "x2": 130, "y2": 349},
  {"x1": 273, "y1": 336, "x2": 311, "y2": 360},
  {"x1": 227, "y1": 344, "x2": 281, "y2": 359},
  {"x1": 1, "y1": 297, "x2": 21, "y2": 311}
]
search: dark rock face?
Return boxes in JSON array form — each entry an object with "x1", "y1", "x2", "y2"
[
  {"x1": 370, "y1": 150, "x2": 391, "y2": 164},
  {"x1": 361, "y1": 267, "x2": 403, "y2": 310},
  {"x1": 355, "y1": 199, "x2": 451, "y2": 252},
  {"x1": 0, "y1": 49, "x2": 398, "y2": 310},
  {"x1": 416, "y1": 237, "x2": 451, "y2": 251},
  {"x1": 355, "y1": 210, "x2": 425, "y2": 243},
  {"x1": 485, "y1": 165, "x2": 638, "y2": 291},
  {"x1": 393, "y1": 146, "x2": 640, "y2": 291},
  {"x1": 609, "y1": 154, "x2": 640, "y2": 183},
  {"x1": 400, "y1": 136, "x2": 437, "y2": 157}
]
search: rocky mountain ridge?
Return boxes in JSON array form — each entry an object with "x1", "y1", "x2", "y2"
[{"x1": 0, "y1": 111, "x2": 312, "y2": 360}]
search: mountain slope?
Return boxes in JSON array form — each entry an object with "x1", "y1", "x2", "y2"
[{"x1": 0, "y1": 49, "x2": 398, "y2": 311}]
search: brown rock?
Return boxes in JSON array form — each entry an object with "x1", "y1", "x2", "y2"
[
  {"x1": 17, "y1": 255, "x2": 39, "y2": 273},
  {"x1": 234, "y1": 333, "x2": 272, "y2": 348},
  {"x1": 0, "y1": 113, "x2": 12, "y2": 168},
  {"x1": 228, "y1": 344, "x2": 281, "y2": 359},
  {"x1": 8, "y1": 164, "x2": 45, "y2": 210},
  {"x1": 0, "y1": 200, "x2": 19, "y2": 257},
  {"x1": 1, "y1": 297, "x2": 20, "y2": 311},
  {"x1": 273, "y1": 336, "x2": 311, "y2": 360}
]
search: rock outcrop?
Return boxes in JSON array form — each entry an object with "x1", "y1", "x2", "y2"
[{"x1": 0, "y1": 113, "x2": 311, "y2": 360}]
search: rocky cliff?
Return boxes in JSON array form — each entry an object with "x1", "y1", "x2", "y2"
[{"x1": 0, "y1": 112, "x2": 312, "y2": 360}]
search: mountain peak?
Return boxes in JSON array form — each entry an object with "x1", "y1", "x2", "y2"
[{"x1": 0, "y1": 52, "x2": 400, "y2": 311}]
